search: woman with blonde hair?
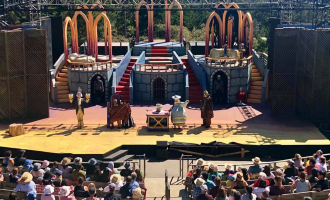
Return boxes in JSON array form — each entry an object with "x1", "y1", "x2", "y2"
[
  {"x1": 316, "y1": 156, "x2": 327, "y2": 171},
  {"x1": 228, "y1": 172, "x2": 248, "y2": 190},
  {"x1": 216, "y1": 187, "x2": 228, "y2": 200},
  {"x1": 269, "y1": 176, "x2": 285, "y2": 195},
  {"x1": 291, "y1": 171, "x2": 311, "y2": 193},
  {"x1": 294, "y1": 154, "x2": 303, "y2": 168}
]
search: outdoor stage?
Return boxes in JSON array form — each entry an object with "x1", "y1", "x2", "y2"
[{"x1": 0, "y1": 103, "x2": 329, "y2": 159}]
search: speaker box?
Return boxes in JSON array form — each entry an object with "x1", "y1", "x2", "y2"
[{"x1": 156, "y1": 141, "x2": 168, "y2": 159}]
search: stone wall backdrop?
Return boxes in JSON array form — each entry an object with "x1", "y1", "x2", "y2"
[
  {"x1": 134, "y1": 72, "x2": 185, "y2": 102},
  {"x1": 68, "y1": 69, "x2": 113, "y2": 101},
  {"x1": 202, "y1": 64, "x2": 252, "y2": 104}
]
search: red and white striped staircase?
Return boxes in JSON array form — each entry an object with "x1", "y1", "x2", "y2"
[
  {"x1": 182, "y1": 59, "x2": 203, "y2": 104},
  {"x1": 115, "y1": 59, "x2": 137, "y2": 103}
]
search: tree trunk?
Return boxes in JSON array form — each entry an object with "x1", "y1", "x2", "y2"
[{"x1": 9, "y1": 124, "x2": 25, "y2": 137}]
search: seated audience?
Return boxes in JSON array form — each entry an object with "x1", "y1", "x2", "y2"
[
  {"x1": 193, "y1": 168, "x2": 202, "y2": 183},
  {"x1": 9, "y1": 192, "x2": 18, "y2": 200},
  {"x1": 53, "y1": 170, "x2": 67, "y2": 187},
  {"x1": 291, "y1": 171, "x2": 311, "y2": 193},
  {"x1": 3, "y1": 150, "x2": 15, "y2": 173},
  {"x1": 86, "y1": 158, "x2": 98, "y2": 177},
  {"x1": 9, "y1": 167, "x2": 21, "y2": 183},
  {"x1": 31, "y1": 163, "x2": 45, "y2": 184},
  {"x1": 284, "y1": 160, "x2": 296, "y2": 184},
  {"x1": 92, "y1": 168, "x2": 102, "y2": 182},
  {"x1": 120, "y1": 162, "x2": 133, "y2": 177},
  {"x1": 50, "y1": 161, "x2": 59, "y2": 174},
  {"x1": 241, "y1": 186, "x2": 257, "y2": 200},
  {"x1": 305, "y1": 158, "x2": 316, "y2": 175},
  {"x1": 228, "y1": 189, "x2": 241, "y2": 200},
  {"x1": 72, "y1": 164, "x2": 86, "y2": 181},
  {"x1": 263, "y1": 165, "x2": 275, "y2": 180},
  {"x1": 209, "y1": 177, "x2": 221, "y2": 198},
  {"x1": 27, "y1": 191, "x2": 37, "y2": 200},
  {"x1": 74, "y1": 177, "x2": 89, "y2": 198},
  {"x1": 197, "y1": 184, "x2": 213, "y2": 200},
  {"x1": 110, "y1": 174, "x2": 123, "y2": 191},
  {"x1": 252, "y1": 172, "x2": 269, "y2": 187},
  {"x1": 240, "y1": 168, "x2": 250, "y2": 181},
  {"x1": 100, "y1": 167, "x2": 111, "y2": 183},
  {"x1": 193, "y1": 178, "x2": 205, "y2": 199},
  {"x1": 0, "y1": 168, "x2": 4, "y2": 182},
  {"x1": 248, "y1": 157, "x2": 263, "y2": 178},
  {"x1": 208, "y1": 163, "x2": 222, "y2": 180},
  {"x1": 293, "y1": 153, "x2": 303, "y2": 168},
  {"x1": 135, "y1": 169, "x2": 144, "y2": 184},
  {"x1": 315, "y1": 150, "x2": 323, "y2": 164},
  {"x1": 252, "y1": 180, "x2": 269, "y2": 197},
  {"x1": 14, "y1": 172, "x2": 36, "y2": 193},
  {"x1": 269, "y1": 176, "x2": 285, "y2": 196},
  {"x1": 14, "y1": 149, "x2": 26, "y2": 167},
  {"x1": 130, "y1": 172, "x2": 140, "y2": 188},
  {"x1": 41, "y1": 185, "x2": 55, "y2": 200},
  {"x1": 42, "y1": 171, "x2": 53, "y2": 185},
  {"x1": 104, "y1": 183, "x2": 121, "y2": 200},
  {"x1": 316, "y1": 156, "x2": 327, "y2": 171},
  {"x1": 59, "y1": 157, "x2": 72, "y2": 174},
  {"x1": 259, "y1": 190, "x2": 272, "y2": 200},
  {"x1": 228, "y1": 172, "x2": 248, "y2": 190},
  {"x1": 83, "y1": 186, "x2": 99, "y2": 200},
  {"x1": 41, "y1": 160, "x2": 50, "y2": 172},
  {"x1": 311, "y1": 170, "x2": 329, "y2": 191},
  {"x1": 309, "y1": 168, "x2": 319, "y2": 184},
  {"x1": 59, "y1": 186, "x2": 75, "y2": 200},
  {"x1": 131, "y1": 187, "x2": 143, "y2": 199},
  {"x1": 201, "y1": 172, "x2": 215, "y2": 191},
  {"x1": 215, "y1": 187, "x2": 228, "y2": 200},
  {"x1": 73, "y1": 157, "x2": 83, "y2": 169},
  {"x1": 120, "y1": 176, "x2": 133, "y2": 199}
]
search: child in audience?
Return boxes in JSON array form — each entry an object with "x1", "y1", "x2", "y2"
[
  {"x1": 41, "y1": 185, "x2": 55, "y2": 200},
  {"x1": 9, "y1": 167, "x2": 21, "y2": 183}
]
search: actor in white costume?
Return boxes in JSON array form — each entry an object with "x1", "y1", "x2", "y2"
[{"x1": 170, "y1": 95, "x2": 189, "y2": 129}]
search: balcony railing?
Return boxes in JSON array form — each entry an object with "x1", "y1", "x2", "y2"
[
  {"x1": 134, "y1": 63, "x2": 183, "y2": 72},
  {"x1": 67, "y1": 59, "x2": 113, "y2": 71},
  {"x1": 205, "y1": 56, "x2": 252, "y2": 67}
]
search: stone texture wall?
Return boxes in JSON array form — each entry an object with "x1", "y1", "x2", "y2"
[
  {"x1": 134, "y1": 72, "x2": 185, "y2": 102},
  {"x1": 68, "y1": 69, "x2": 113, "y2": 100},
  {"x1": 201, "y1": 63, "x2": 252, "y2": 104}
]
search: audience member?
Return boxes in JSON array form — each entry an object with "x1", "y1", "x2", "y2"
[
  {"x1": 305, "y1": 158, "x2": 316, "y2": 175},
  {"x1": 228, "y1": 172, "x2": 248, "y2": 190},
  {"x1": 269, "y1": 176, "x2": 285, "y2": 196},
  {"x1": 131, "y1": 187, "x2": 143, "y2": 200},
  {"x1": 222, "y1": 164, "x2": 233, "y2": 181},
  {"x1": 309, "y1": 168, "x2": 319, "y2": 184},
  {"x1": 14, "y1": 172, "x2": 36, "y2": 193},
  {"x1": 9, "y1": 192, "x2": 18, "y2": 200},
  {"x1": 50, "y1": 161, "x2": 59, "y2": 174},
  {"x1": 284, "y1": 160, "x2": 296, "y2": 184},
  {"x1": 104, "y1": 183, "x2": 121, "y2": 200},
  {"x1": 41, "y1": 160, "x2": 50, "y2": 172},
  {"x1": 9, "y1": 167, "x2": 21, "y2": 183},
  {"x1": 240, "y1": 168, "x2": 250, "y2": 181},
  {"x1": 248, "y1": 157, "x2": 263, "y2": 175},
  {"x1": 259, "y1": 190, "x2": 272, "y2": 200},
  {"x1": 92, "y1": 168, "x2": 102, "y2": 182},
  {"x1": 208, "y1": 163, "x2": 221, "y2": 180},
  {"x1": 120, "y1": 176, "x2": 133, "y2": 199},
  {"x1": 315, "y1": 150, "x2": 323, "y2": 164},
  {"x1": 215, "y1": 187, "x2": 228, "y2": 200},
  {"x1": 201, "y1": 172, "x2": 215, "y2": 191},
  {"x1": 26, "y1": 191, "x2": 37, "y2": 200},
  {"x1": 120, "y1": 162, "x2": 133, "y2": 177},
  {"x1": 14, "y1": 149, "x2": 26, "y2": 167},
  {"x1": 193, "y1": 178, "x2": 205, "y2": 199},
  {"x1": 196, "y1": 184, "x2": 213, "y2": 200},
  {"x1": 293, "y1": 154, "x2": 303, "y2": 168},
  {"x1": 41, "y1": 185, "x2": 55, "y2": 200},
  {"x1": 130, "y1": 172, "x2": 140, "y2": 188},
  {"x1": 263, "y1": 166, "x2": 275, "y2": 180},
  {"x1": 31, "y1": 163, "x2": 45, "y2": 184},
  {"x1": 193, "y1": 168, "x2": 202, "y2": 183},
  {"x1": 209, "y1": 177, "x2": 221, "y2": 198},
  {"x1": 316, "y1": 156, "x2": 327, "y2": 171},
  {"x1": 74, "y1": 177, "x2": 89, "y2": 198},
  {"x1": 74, "y1": 157, "x2": 83, "y2": 168},
  {"x1": 99, "y1": 167, "x2": 111, "y2": 183},
  {"x1": 59, "y1": 186, "x2": 75, "y2": 200},
  {"x1": 72, "y1": 164, "x2": 86, "y2": 181},
  {"x1": 291, "y1": 171, "x2": 311, "y2": 193},
  {"x1": 135, "y1": 169, "x2": 144, "y2": 183},
  {"x1": 86, "y1": 158, "x2": 98, "y2": 177},
  {"x1": 252, "y1": 172, "x2": 270, "y2": 187},
  {"x1": 59, "y1": 157, "x2": 72, "y2": 174},
  {"x1": 228, "y1": 189, "x2": 241, "y2": 200},
  {"x1": 0, "y1": 168, "x2": 3, "y2": 182},
  {"x1": 110, "y1": 174, "x2": 123, "y2": 191},
  {"x1": 252, "y1": 180, "x2": 269, "y2": 197},
  {"x1": 241, "y1": 186, "x2": 257, "y2": 200},
  {"x1": 83, "y1": 186, "x2": 99, "y2": 200},
  {"x1": 53, "y1": 170, "x2": 67, "y2": 187},
  {"x1": 3, "y1": 150, "x2": 14, "y2": 173},
  {"x1": 311, "y1": 170, "x2": 329, "y2": 191},
  {"x1": 42, "y1": 171, "x2": 53, "y2": 185}
]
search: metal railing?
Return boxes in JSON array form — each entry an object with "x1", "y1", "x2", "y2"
[
  {"x1": 179, "y1": 154, "x2": 196, "y2": 179},
  {"x1": 205, "y1": 56, "x2": 252, "y2": 67},
  {"x1": 259, "y1": 52, "x2": 268, "y2": 66},
  {"x1": 136, "y1": 154, "x2": 146, "y2": 178},
  {"x1": 67, "y1": 59, "x2": 112, "y2": 71},
  {"x1": 165, "y1": 169, "x2": 170, "y2": 200},
  {"x1": 134, "y1": 63, "x2": 183, "y2": 72}
]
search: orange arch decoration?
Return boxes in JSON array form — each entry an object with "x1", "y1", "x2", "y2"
[
  {"x1": 241, "y1": 12, "x2": 253, "y2": 56},
  {"x1": 63, "y1": 17, "x2": 77, "y2": 61},
  {"x1": 167, "y1": 0, "x2": 183, "y2": 43},
  {"x1": 205, "y1": 12, "x2": 222, "y2": 57},
  {"x1": 135, "y1": 1, "x2": 153, "y2": 43},
  {"x1": 93, "y1": 12, "x2": 112, "y2": 60},
  {"x1": 72, "y1": 11, "x2": 89, "y2": 54},
  {"x1": 222, "y1": 3, "x2": 243, "y2": 45}
]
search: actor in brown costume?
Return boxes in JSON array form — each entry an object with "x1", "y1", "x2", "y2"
[
  {"x1": 107, "y1": 94, "x2": 132, "y2": 129},
  {"x1": 201, "y1": 90, "x2": 214, "y2": 128}
]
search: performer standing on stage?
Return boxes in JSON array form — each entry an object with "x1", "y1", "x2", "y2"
[
  {"x1": 170, "y1": 95, "x2": 189, "y2": 129},
  {"x1": 69, "y1": 90, "x2": 90, "y2": 129},
  {"x1": 201, "y1": 90, "x2": 214, "y2": 128}
]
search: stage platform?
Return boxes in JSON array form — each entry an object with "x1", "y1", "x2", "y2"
[{"x1": 0, "y1": 103, "x2": 329, "y2": 159}]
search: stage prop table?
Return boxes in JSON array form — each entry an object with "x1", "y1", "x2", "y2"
[{"x1": 146, "y1": 110, "x2": 170, "y2": 131}]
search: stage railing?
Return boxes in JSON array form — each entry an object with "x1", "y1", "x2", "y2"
[
  {"x1": 205, "y1": 55, "x2": 252, "y2": 67},
  {"x1": 134, "y1": 63, "x2": 183, "y2": 72},
  {"x1": 67, "y1": 59, "x2": 113, "y2": 71}
]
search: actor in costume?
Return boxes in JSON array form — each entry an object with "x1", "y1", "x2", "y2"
[
  {"x1": 93, "y1": 76, "x2": 104, "y2": 104},
  {"x1": 169, "y1": 95, "x2": 189, "y2": 129},
  {"x1": 69, "y1": 91, "x2": 90, "y2": 129},
  {"x1": 107, "y1": 93, "x2": 132, "y2": 129},
  {"x1": 214, "y1": 75, "x2": 224, "y2": 104},
  {"x1": 201, "y1": 90, "x2": 214, "y2": 128},
  {"x1": 236, "y1": 87, "x2": 246, "y2": 105}
]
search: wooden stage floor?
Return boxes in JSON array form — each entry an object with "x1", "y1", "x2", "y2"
[{"x1": 0, "y1": 103, "x2": 328, "y2": 155}]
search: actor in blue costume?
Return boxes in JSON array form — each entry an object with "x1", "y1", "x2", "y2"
[{"x1": 170, "y1": 95, "x2": 189, "y2": 129}]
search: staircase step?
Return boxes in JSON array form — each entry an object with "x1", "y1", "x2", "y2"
[
  {"x1": 247, "y1": 98, "x2": 261, "y2": 104},
  {"x1": 249, "y1": 94, "x2": 261, "y2": 99},
  {"x1": 250, "y1": 90, "x2": 262, "y2": 95},
  {"x1": 116, "y1": 86, "x2": 129, "y2": 90},
  {"x1": 57, "y1": 85, "x2": 69, "y2": 90},
  {"x1": 151, "y1": 46, "x2": 167, "y2": 50},
  {"x1": 119, "y1": 81, "x2": 129, "y2": 86},
  {"x1": 57, "y1": 90, "x2": 70, "y2": 94},
  {"x1": 114, "y1": 154, "x2": 135, "y2": 163},
  {"x1": 251, "y1": 77, "x2": 263, "y2": 81},
  {"x1": 251, "y1": 73, "x2": 261, "y2": 77},
  {"x1": 63, "y1": 66, "x2": 68, "y2": 69},
  {"x1": 190, "y1": 86, "x2": 202, "y2": 90},
  {"x1": 104, "y1": 150, "x2": 128, "y2": 160},
  {"x1": 61, "y1": 69, "x2": 68, "y2": 73},
  {"x1": 125, "y1": 70, "x2": 132, "y2": 74},
  {"x1": 129, "y1": 62, "x2": 136, "y2": 65},
  {"x1": 252, "y1": 65, "x2": 256, "y2": 69},
  {"x1": 58, "y1": 94, "x2": 69, "y2": 99},
  {"x1": 189, "y1": 90, "x2": 202, "y2": 95},
  {"x1": 250, "y1": 86, "x2": 262, "y2": 90},
  {"x1": 56, "y1": 81, "x2": 68, "y2": 86},
  {"x1": 127, "y1": 66, "x2": 133, "y2": 70},
  {"x1": 116, "y1": 90, "x2": 129, "y2": 95},
  {"x1": 58, "y1": 73, "x2": 68, "y2": 77},
  {"x1": 123, "y1": 74, "x2": 130, "y2": 78},
  {"x1": 58, "y1": 98, "x2": 70, "y2": 103},
  {"x1": 121, "y1": 77, "x2": 129, "y2": 82},
  {"x1": 251, "y1": 81, "x2": 264, "y2": 86},
  {"x1": 56, "y1": 77, "x2": 68, "y2": 82},
  {"x1": 252, "y1": 69, "x2": 259, "y2": 73}
]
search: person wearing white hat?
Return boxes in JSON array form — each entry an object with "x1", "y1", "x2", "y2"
[
  {"x1": 192, "y1": 178, "x2": 206, "y2": 199},
  {"x1": 59, "y1": 186, "x2": 75, "y2": 200},
  {"x1": 41, "y1": 185, "x2": 55, "y2": 200},
  {"x1": 169, "y1": 95, "x2": 189, "y2": 129},
  {"x1": 196, "y1": 184, "x2": 213, "y2": 200},
  {"x1": 248, "y1": 157, "x2": 263, "y2": 175}
]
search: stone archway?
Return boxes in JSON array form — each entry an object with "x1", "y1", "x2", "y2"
[
  {"x1": 151, "y1": 75, "x2": 167, "y2": 101},
  {"x1": 210, "y1": 69, "x2": 230, "y2": 104},
  {"x1": 88, "y1": 72, "x2": 108, "y2": 100}
]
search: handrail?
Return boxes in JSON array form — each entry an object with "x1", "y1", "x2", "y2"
[
  {"x1": 67, "y1": 59, "x2": 113, "y2": 71},
  {"x1": 260, "y1": 52, "x2": 268, "y2": 66},
  {"x1": 179, "y1": 154, "x2": 195, "y2": 179},
  {"x1": 136, "y1": 154, "x2": 146, "y2": 178},
  {"x1": 205, "y1": 56, "x2": 252, "y2": 68},
  {"x1": 134, "y1": 63, "x2": 183, "y2": 72},
  {"x1": 261, "y1": 69, "x2": 270, "y2": 104},
  {"x1": 165, "y1": 169, "x2": 170, "y2": 200}
]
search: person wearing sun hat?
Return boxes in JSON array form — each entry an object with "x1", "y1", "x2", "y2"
[
  {"x1": 196, "y1": 184, "x2": 213, "y2": 200},
  {"x1": 86, "y1": 158, "x2": 98, "y2": 177},
  {"x1": 248, "y1": 157, "x2": 263, "y2": 175},
  {"x1": 169, "y1": 95, "x2": 189, "y2": 129},
  {"x1": 192, "y1": 178, "x2": 206, "y2": 199},
  {"x1": 110, "y1": 174, "x2": 123, "y2": 191},
  {"x1": 103, "y1": 183, "x2": 121, "y2": 200},
  {"x1": 59, "y1": 157, "x2": 72, "y2": 174},
  {"x1": 41, "y1": 185, "x2": 55, "y2": 200},
  {"x1": 59, "y1": 186, "x2": 75, "y2": 200},
  {"x1": 41, "y1": 160, "x2": 50, "y2": 172},
  {"x1": 74, "y1": 157, "x2": 83, "y2": 166},
  {"x1": 120, "y1": 161, "x2": 133, "y2": 177},
  {"x1": 208, "y1": 163, "x2": 222, "y2": 180},
  {"x1": 14, "y1": 172, "x2": 36, "y2": 193}
]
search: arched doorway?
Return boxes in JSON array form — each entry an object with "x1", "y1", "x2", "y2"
[
  {"x1": 91, "y1": 75, "x2": 106, "y2": 105},
  {"x1": 153, "y1": 77, "x2": 165, "y2": 102},
  {"x1": 212, "y1": 71, "x2": 228, "y2": 104}
]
